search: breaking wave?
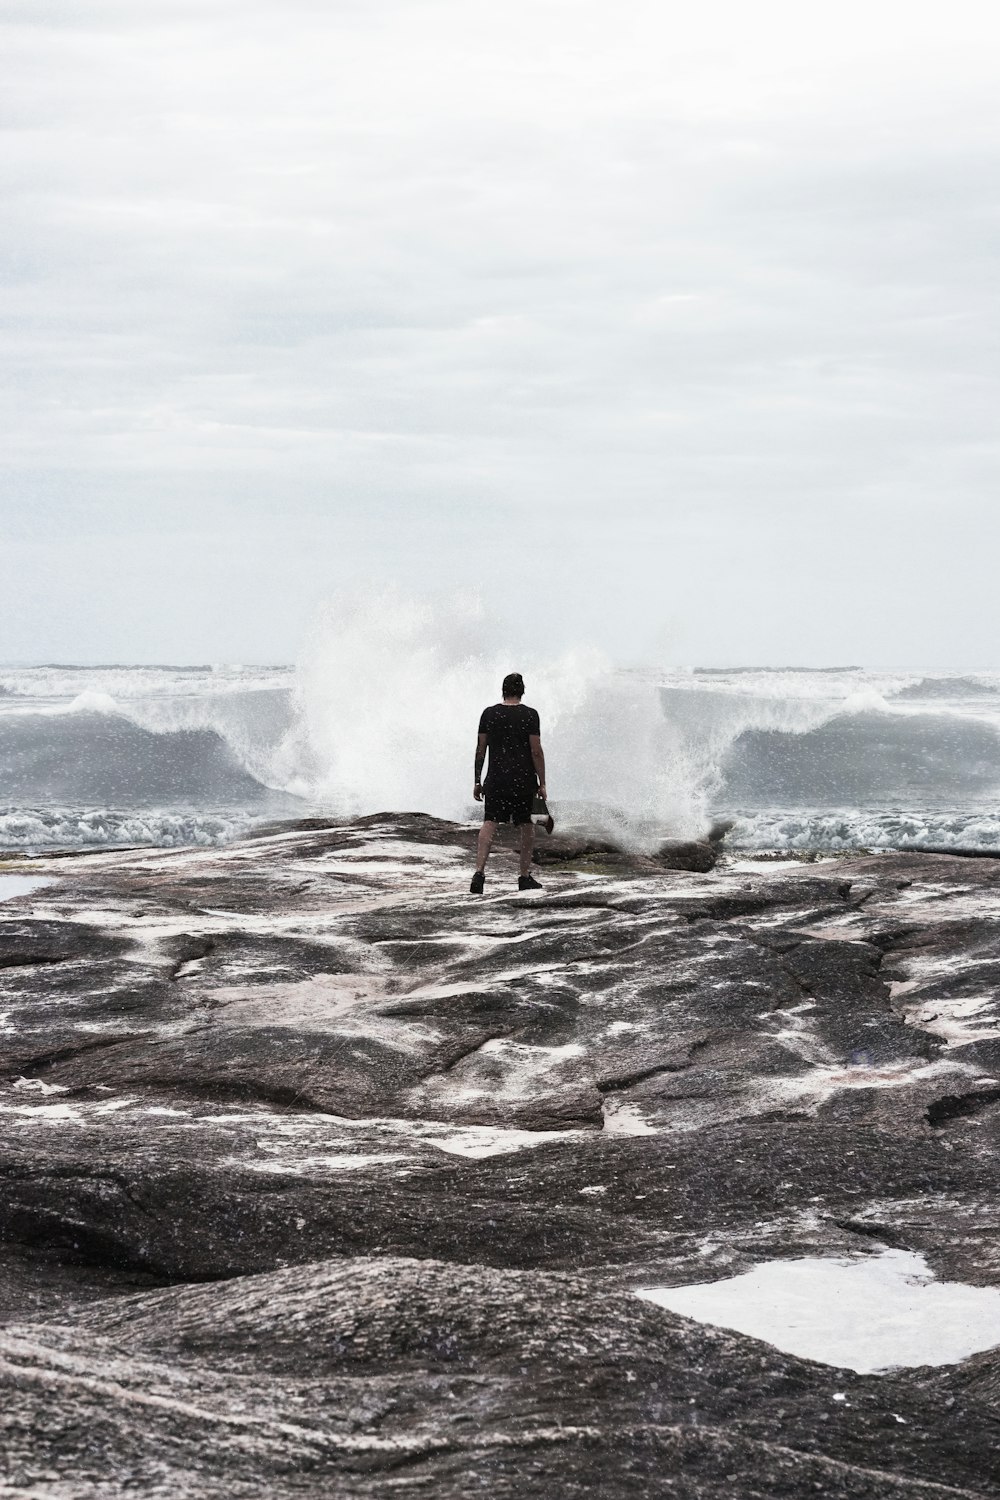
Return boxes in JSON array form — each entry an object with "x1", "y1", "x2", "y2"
[
  {"x1": 719, "y1": 710, "x2": 1000, "y2": 803},
  {"x1": 271, "y1": 592, "x2": 703, "y2": 847},
  {"x1": 3, "y1": 608, "x2": 1000, "y2": 854},
  {"x1": 892, "y1": 676, "x2": 1000, "y2": 700},
  {"x1": 265, "y1": 598, "x2": 1000, "y2": 851},
  {"x1": 729, "y1": 809, "x2": 1000, "y2": 853},
  {"x1": 0, "y1": 710, "x2": 278, "y2": 806},
  {"x1": 0, "y1": 807, "x2": 261, "y2": 852},
  {"x1": 0, "y1": 675, "x2": 300, "y2": 849}
]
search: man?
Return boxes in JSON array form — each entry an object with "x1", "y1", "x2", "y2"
[{"x1": 470, "y1": 672, "x2": 546, "y2": 894}]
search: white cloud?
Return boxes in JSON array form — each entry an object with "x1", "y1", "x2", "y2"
[{"x1": 2, "y1": 0, "x2": 1000, "y2": 665}]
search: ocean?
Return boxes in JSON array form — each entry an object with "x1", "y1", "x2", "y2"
[{"x1": 3, "y1": 644, "x2": 1000, "y2": 857}]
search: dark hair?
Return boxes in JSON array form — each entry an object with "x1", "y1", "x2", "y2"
[{"x1": 502, "y1": 672, "x2": 525, "y2": 699}]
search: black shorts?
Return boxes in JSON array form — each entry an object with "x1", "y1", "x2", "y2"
[{"x1": 483, "y1": 785, "x2": 535, "y2": 825}]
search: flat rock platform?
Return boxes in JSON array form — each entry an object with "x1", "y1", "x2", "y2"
[{"x1": 2, "y1": 814, "x2": 1000, "y2": 1497}]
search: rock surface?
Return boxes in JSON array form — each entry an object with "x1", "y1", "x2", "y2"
[{"x1": 2, "y1": 814, "x2": 1000, "y2": 1495}]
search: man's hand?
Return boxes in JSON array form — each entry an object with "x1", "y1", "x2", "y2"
[{"x1": 473, "y1": 782, "x2": 484, "y2": 801}]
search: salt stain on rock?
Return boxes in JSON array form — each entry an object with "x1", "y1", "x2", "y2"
[
  {"x1": 420, "y1": 1124, "x2": 581, "y2": 1158},
  {"x1": 904, "y1": 993, "x2": 1000, "y2": 1047}
]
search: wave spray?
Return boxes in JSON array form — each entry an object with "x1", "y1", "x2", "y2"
[{"x1": 275, "y1": 591, "x2": 707, "y2": 847}]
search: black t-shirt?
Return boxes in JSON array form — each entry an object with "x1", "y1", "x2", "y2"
[{"x1": 478, "y1": 703, "x2": 540, "y2": 790}]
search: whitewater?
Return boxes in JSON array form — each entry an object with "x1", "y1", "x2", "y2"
[{"x1": 3, "y1": 596, "x2": 1000, "y2": 856}]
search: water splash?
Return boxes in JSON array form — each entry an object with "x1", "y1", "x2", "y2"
[{"x1": 274, "y1": 591, "x2": 707, "y2": 846}]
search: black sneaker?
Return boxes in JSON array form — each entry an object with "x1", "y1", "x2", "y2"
[
  {"x1": 518, "y1": 874, "x2": 543, "y2": 891},
  {"x1": 470, "y1": 870, "x2": 485, "y2": 894}
]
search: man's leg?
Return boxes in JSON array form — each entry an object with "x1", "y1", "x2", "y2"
[
  {"x1": 518, "y1": 819, "x2": 535, "y2": 875},
  {"x1": 477, "y1": 820, "x2": 497, "y2": 872}
]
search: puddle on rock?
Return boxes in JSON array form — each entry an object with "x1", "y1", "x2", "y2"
[
  {"x1": 0, "y1": 875, "x2": 54, "y2": 902},
  {"x1": 637, "y1": 1249, "x2": 1000, "y2": 1373}
]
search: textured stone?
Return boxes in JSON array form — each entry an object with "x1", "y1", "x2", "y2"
[{"x1": 2, "y1": 820, "x2": 1000, "y2": 1495}]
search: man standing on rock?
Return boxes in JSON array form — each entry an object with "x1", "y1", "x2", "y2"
[{"x1": 471, "y1": 672, "x2": 546, "y2": 894}]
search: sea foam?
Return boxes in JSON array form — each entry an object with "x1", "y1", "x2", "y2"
[
  {"x1": 272, "y1": 590, "x2": 707, "y2": 847},
  {"x1": 3, "y1": 604, "x2": 1000, "y2": 853}
]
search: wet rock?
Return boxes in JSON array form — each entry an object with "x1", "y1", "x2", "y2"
[
  {"x1": 653, "y1": 838, "x2": 717, "y2": 872},
  {"x1": 530, "y1": 830, "x2": 719, "y2": 873},
  {"x1": 3, "y1": 1255, "x2": 1000, "y2": 1499},
  {"x1": 1, "y1": 819, "x2": 1000, "y2": 1495},
  {"x1": 530, "y1": 831, "x2": 632, "y2": 865}
]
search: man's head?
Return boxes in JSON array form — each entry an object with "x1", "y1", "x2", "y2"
[{"x1": 502, "y1": 672, "x2": 525, "y2": 701}]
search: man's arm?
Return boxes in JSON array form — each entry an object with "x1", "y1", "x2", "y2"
[
  {"x1": 473, "y1": 732, "x2": 487, "y2": 800},
  {"x1": 529, "y1": 734, "x2": 546, "y2": 800}
]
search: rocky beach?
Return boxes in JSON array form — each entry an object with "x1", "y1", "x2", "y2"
[{"x1": 3, "y1": 814, "x2": 1000, "y2": 1497}]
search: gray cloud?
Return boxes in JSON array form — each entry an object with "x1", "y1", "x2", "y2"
[{"x1": 3, "y1": 0, "x2": 1000, "y2": 666}]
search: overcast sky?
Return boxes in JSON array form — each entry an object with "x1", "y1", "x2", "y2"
[{"x1": 3, "y1": 0, "x2": 1000, "y2": 667}]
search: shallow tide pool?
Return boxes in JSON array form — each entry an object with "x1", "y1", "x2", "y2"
[
  {"x1": 0, "y1": 874, "x2": 54, "y2": 902},
  {"x1": 637, "y1": 1249, "x2": 1000, "y2": 1373}
]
